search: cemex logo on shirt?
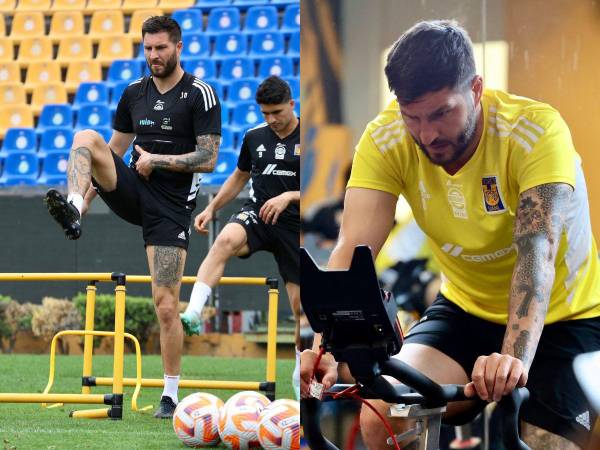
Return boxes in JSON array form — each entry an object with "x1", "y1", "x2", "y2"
[
  {"x1": 262, "y1": 164, "x2": 296, "y2": 177},
  {"x1": 139, "y1": 118, "x2": 155, "y2": 126}
]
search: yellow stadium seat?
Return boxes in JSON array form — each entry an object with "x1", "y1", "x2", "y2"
[
  {"x1": 0, "y1": 104, "x2": 34, "y2": 138},
  {"x1": 65, "y1": 60, "x2": 102, "y2": 93},
  {"x1": 0, "y1": 0, "x2": 16, "y2": 13},
  {"x1": 158, "y1": 0, "x2": 194, "y2": 13},
  {"x1": 16, "y1": 37, "x2": 53, "y2": 66},
  {"x1": 9, "y1": 12, "x2": 45, "y2": 43},
  {"x1": 0, "y1": 83, "x2": 26, "y2": 105},
  {"x1": 49, "y1": 11, "x2": 85, "y2": 42},
  {"x1": 24, "y1": 61, "x2": 62, "y2": 93},
  {"x1": 85, "y1": 0, "x2": 121, "y2": 13},
  {"x1": 31, "y1": 83, "x2": 68, "y2": 114},
  {"x1": 56, "y1": 35, "x2": 93, "y2": 67},
  {"x1": 0, "y1": 62, "x2": 20, "y2": 84},
  {"x1": 121, "y1": 0, "x2": 158, "y2": 14},
  {"x1": 50, "y1": 0, "x2": 86, "y2": 11},
  {"x1": 15, "y1": 0, "x2": 51, "y2": 11},
  {"x1": 89, "y1": 10, "x2": 125, "y2": 41},
  {"x1": 127, "y1": 8, "x2": 163, "y2": 43},
  {"x1": 0, "y1": 39, "x2": 13, "y2": 62},
  {"x1": 96, "y1": 35, "x2": 133, "y2": 66},
  {"x1": 0, "y1": 13, "x2": 6, "y2": 36}
]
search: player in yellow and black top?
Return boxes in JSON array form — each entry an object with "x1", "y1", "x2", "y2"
[{"x1": 300, "y1": 20, "x2": 600, "y2": 450}]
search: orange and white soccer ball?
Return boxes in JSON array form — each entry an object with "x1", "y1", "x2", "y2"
[
  {"x1": 173, "y1": 392, "x2": 224, "y2": 447},
  {"x1": 218, "y1": 391, "x2": 271, "y2": 449},
  {"x1": 257, "y1": 399, "x2": 300, "y2": 450}
]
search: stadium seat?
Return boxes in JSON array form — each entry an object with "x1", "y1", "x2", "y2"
[
  {"x1": 39, "y1": 128, "x2": 74, "y2": 157},
  {"x1": 110, "y1": 80, "x2": 130, "y2": 113},
  {"x1": 227, "y1": 78, "x2": 259, "y2": 106},
  {"x1": 0, "y1": 13, "x2": 4, "y2": 36},
  {"x1": 207, "y1": 7, "x2": 241, "y2": 34},
  {"x1": 0, "y1": 39, "x2": 13, "y2": 63},
  {"x1": 31, "y1": 84, "x2": 69, "y2": 115},
  {"x1": 89, "y1": 10, "x2": 125, "y2": 41},
  {"x1": 271, "y1": 0, "x2": 298, "y2": 6},
  {"x1": 24, "y1": 61, "x2": 62, "y2": 93},
  {"x1": 281, "y1": 4, "x2": 300, "y2": 34},
  {"x1": 0, "y1": 105, "x2": 34, "y2": 138},
  {"x1": 56, "y1": 36, "x2": 94, "y2": 67},
  {"x1": 206, "y1": 79, "x2": 224, "y2": 101},
  {"x1": 75, "y1": 104, "x2": 111, "y2": 131},
  {"x1": 221, "y1": 102, "x2": 230, "y2": 124},
  {"x1": 65, "y1": 60, "x2": 102, "y2": 93},
  {"x1": 0, "y1": 0, "x2": 16, "y2": 12},
  {"x1": 287, "y1": 30, "x2": 299, "y2": 59},
  {"x1": 172, "y1": 9, "x2": 204, "y2": 35},
  {"x1": 214, "y1": 33, "x2": 248, "y2": 59},
  {"x1": 231, "y1": 101, "x2": 261, "y2": 131},
  {"x1": 0, "y1": 128, "x2": 37, "y2": 159},
  {"x1": 283, "y1": 76, "x2": 299, "y2": 98},
  {"x1": 0, "y1": 62, "x2": 20, "y2": 84},
  {"x1": 294, "y1": 99, "x2": 299, "y2": 117},
  {"x1": 249, "y1": 32, "x2": 285, "y2": 59},
  {"x1": 37, "y1": 104, "x2": 73, "y2": 132},
  {"x1": 121, "y1": 0, "x2": 158, "y2": 14},
  {"x1": 231, "y1": 0, "x2": 267, "y2": 11},
  {"x1": 220, "y1": 126, "x2": 233, "y2": 150},
  {"x1": 73, "y1": 82, "x2": 110, "y2": 111},
  {"x1": 128, "y1": 9, "x2": 163, "y2": 43},
  {"x1": 86, "y1": 0, "x2": 122, "y2": 11},
  {"x1": 17, "y1": 37, "x2": 53, "y2": 66},
  {"x1": 0, "y1": 84, "x2": 26, "y2": 105},
  {"x1": 15, "y1": 0, "x2": 51, "y2": 11},
  {"x1": 194, "y1": 0, "x2": 230, "y2": 10},
  {"x1": 95, "y1": 127, "x2": 113, "y2": 143},
  {"x1": 107, "y1": 59, "x2": 143, "y2": 88},
  {"x1": 38, "y1": 151, "x2": 69, "y2": 185},
  {"x1": 158, "y1": 0, "x2": 194, "y2": 13},
  {"x1": 258, "y1": 56, "x2": 294, "y2": 78},
  {"x1": 181, "y1": 33, "x2": 210, "y2": 59},
  {"x1": 244, "y1": 6, "x2": 278, "y2": 33},
  {"x1": 9, "y1": 12, "x2": 45, "y2": 43},
  {"x1": 0, "y1": 153, "x2": 39, "y2": 186},
  {"x1": 97, "y1": 36, "x2": 134, "y2": 66},
  {"x1": 200, "y1": 149, "x2": 237, "y2": 185},
  {"x1": 50, "y1": 0, "x2": 86, "y2": 11},
  {"x1": 49, "y1": 11, "x2": 85, "y2": 42},
  {"x1": 220, "y1": 57, "x2": 254, "y2": 82},
  {"x1": 183, "y1": 58, "x2": 217, "y2": 80}
]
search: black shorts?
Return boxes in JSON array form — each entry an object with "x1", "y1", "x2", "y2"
[
  {"x1": 403, "y1": 294, "x2": 600, "y2": 448},
  {"x1": 92, "y1": 150, "x2": 192, "y2": 249},
  {"x1": 229, "y1": 206, "x2": 299, "y2": 285}
]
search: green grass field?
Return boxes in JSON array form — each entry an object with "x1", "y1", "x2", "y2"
[{"x1": 0, "y1": 354, "x2": 294, "y2": 450}]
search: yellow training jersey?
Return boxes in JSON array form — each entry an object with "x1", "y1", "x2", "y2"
[{"x1": 349, "y1": 89, "x2": 600, "y2": 324}]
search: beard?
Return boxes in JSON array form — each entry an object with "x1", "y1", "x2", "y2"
[{"x1": 147, "y1": 52, "x2": 178, "y2": 78}]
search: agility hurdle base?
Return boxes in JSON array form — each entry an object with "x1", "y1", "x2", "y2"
[{"x1": 0, "y1": 273, "x2": 279, "y2": 419}]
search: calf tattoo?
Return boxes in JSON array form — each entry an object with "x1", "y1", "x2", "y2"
[
  {"x1": 153, "y1": 246, "x2": 185, "y2": 288},
  {"x1": 67, "y1": 147, "x2": 92, "y2": 196}
]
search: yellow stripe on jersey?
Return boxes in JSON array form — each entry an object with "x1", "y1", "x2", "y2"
[{"x1": 349, "y1": 89, "x2": 600, "y2": 324}]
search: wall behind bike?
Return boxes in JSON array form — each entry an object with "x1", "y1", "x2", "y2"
[{"x1": 0, "y1": 192, "x2": 291, "y2": 317}]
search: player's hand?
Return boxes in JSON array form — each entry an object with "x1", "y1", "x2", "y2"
[
  {"x1": 464, "y1": 353, "x2": 528, "y2": 402},
  {"x1": 134, "y1": 145, "x2": 154, "y2": 179},
  {"x1": 300, "y1": 350, "x2": 338, "y2": 399},
  {"x1": 194, "y1": 208, "x2": 215, "y2": 234},
  {"x1": 259, "y1": 192, "x2": 291, "y2": 225}
]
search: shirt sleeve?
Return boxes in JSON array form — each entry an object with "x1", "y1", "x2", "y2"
[
  {"x1": 112, "y1": 85, "x2": 133, "y2": 133},
  {"x1": 192, "y1": 82, "x2": 221, "y2": 137},
  {"x1": 237, "y1": 133, "x2": 251, "y2": 172}
]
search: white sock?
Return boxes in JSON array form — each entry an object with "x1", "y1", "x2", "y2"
[
  {"x1": 162, "y1": 374, "x2": 179, "y2": 403},
  {"x1": 67, "y1": 193, "x2": 84, "y2": 216},
  {"x1": 292, "y1": 348, "x2": 300, "y2": 401},
  {"x1": 186, "y1": 281, "x2": 212, "y2": 316}
]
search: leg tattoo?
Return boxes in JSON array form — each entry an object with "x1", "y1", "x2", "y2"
[
  {"x1": 153, "y1": 246, "x2": 186, "y2": 288},
  {"x1": 67, "y1": 146, "x2": 92, "y2": 196}
]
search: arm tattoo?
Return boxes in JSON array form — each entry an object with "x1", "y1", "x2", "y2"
[
  {"x1": 153, "y1": 246, "x2": 185, "y2": 288},
  {"x1": 151, "y1": 134, "x2": 221, "y2": 173},
  {"x1": 67, "y1": 147, "x2": 92, "y2": 196}
]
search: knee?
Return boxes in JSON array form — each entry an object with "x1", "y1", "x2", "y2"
[
  {"x1": 360, "y1": 403, "x2": 400, "y2": 449},
  {"x1": 212, "y1": 233, "x2": 240, "y2": 258},
  {"x1": 72, "y1": 129, "x2": 105, "y2": 153},
  {"x1": 154, "y1": 293, "x2": 179, "y2": 324}
]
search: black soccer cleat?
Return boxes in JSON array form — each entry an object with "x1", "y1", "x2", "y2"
[
  {"x1": 153, "y1": 395, "x2": 177, "y2": 419},
  {"x1": 44, "y1": 189, "x2": 82, "y2": 240}
]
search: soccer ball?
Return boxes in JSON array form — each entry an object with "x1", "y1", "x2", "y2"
[
  {"x1": 218, "y1": 391, "x2": 271, "y2": 449},
  {"x1": 173, "y1": 392, "x2": 223, "y2": 447},
  {"x1": 257, "y1": 399, "x2": 300, "y2": 450}
]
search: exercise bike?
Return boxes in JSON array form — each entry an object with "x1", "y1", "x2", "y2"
[{"x1": 300, "y1": 246, "x2": 531, "y2": 450}]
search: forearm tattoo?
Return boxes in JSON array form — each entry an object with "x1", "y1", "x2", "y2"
[
  {"x1": 502, "y1": 183, "x2": 572, "y2": 367},
  {"x1": 151, "y1": 134, "x2": 221, "y2": 173},
  {"x1": 67, "y1": 147, "x2": 92, "y2": 196},
  {"x1": 153, "y1": 246, "x2": 185, "y2": 288}
]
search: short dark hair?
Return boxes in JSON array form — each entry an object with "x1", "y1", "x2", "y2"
[
  {"x1": 255, "y1": 75, "x2": 292, "y2": 105},
  {"x1": 141, "y1": 16, "x2": 182, "y2": 44},
  {"x1": 385, "y1": 20, "x2": 476, "y2": 104}
]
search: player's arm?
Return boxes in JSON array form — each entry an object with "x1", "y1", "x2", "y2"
[{"x1": 466, "y1": 182, "x2": 572, "y2": 402}]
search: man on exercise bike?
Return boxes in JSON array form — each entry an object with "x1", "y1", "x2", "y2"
[{"x1": 301, "y1": 20, "x2": 600, "y2": 450}]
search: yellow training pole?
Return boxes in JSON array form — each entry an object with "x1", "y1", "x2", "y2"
[
  {"x1": 265, "y1": 286, "x2": 279, "y2": 399},
  {"x1": 81, "y1": 283, "x2": 97, "y2": 395},
  {"x1": 92, "y1": 377, "x2": 264, "y2": 390},
  {"x1": 0, "y1": 393, "x2": 107, "y2": 404},
  {"x1": 110, "y1": 278, "x2": 126, "y2": 419}
]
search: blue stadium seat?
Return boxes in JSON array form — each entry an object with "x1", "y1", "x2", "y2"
[
  {"x1": 220, "y1": 57, "x2": 254, "y2": 82},
  {"x1": 200, "y1": 149, "x2": 238, "y2": 185},
  {"x1": 107, "y1": 60, "x2": 143, "y2": 88},
  {"x1": 221, "y1": 103, "x2": 230, "y2": 124},
  {"x1": 0, "y1": 128, "x2": 37, "y2": 159},
  {"x1": 183, "y1": 58, "x2": 217, "y2": 79},
  {"x1": 221, "y1": 126, "x2": 233, "y2": 150},
  {"x1": 182, "y1": 33, "x2": 211, "y2": 59},
  {"x1": 226, "y1": 78, "x2": 259, "y2": 107},
  {"x1": 37, "y1": 151, "x2": 69, "y2": 185},
  {"x1": 205, "y1": 79, "x2": 224, "y2": 101},
  {"x1": 231, "y1": 101, "x2": 262, "y2": 131},
  {"x1": 258, "y1": 56, "x2": 294, "y2": 78},
  {"x1": 231, "y1": 0, "x2": 267, "y2": 11},
  {"x1": 283, "y1": 76, "x2": 299, "y2": 99},
  {"x1": 271, "y1": 0, "x2": 298, "y2": 6},
  {"x1": 110, "y1": 80, "x2": 130, "y2": 114},
  {"x1": 37, "y1": 104, "x2": 73, "y2": 134},
  {"x1": 0, "y1": 153, "x2": 39, "y2": 186},
  {"x1": 136, "y1": 43, "x2": 146, "y2": 61},
  {"x1": 244, "y1": 6, "x2": 278, "y2": 33},
  {"x1": 294, "y1": 100, "x2": 300, "y2": 117},
  {"x1": 195, "y1": 0, "x2": 230, "y2": 10},
  {"x1": 287, "y1": 30, "x2": 300, "y2": 60},
  {"x1": 207, "y1": 7, "x2": 241, "y2": 34},
  {"x1": 172, "y1": 9, "x2": 204, "y2": 34},
  {"x1": 280, "y1": 4, "x2": 300, "y2": 34},
  {"x1": 213, "y1": 33, "x2": 248, "y2": 59},
  {"x1": 75, "y1": 104, "x2": 111, "y2": 131},
  {"x1": 95, "y1": 127, "x2": 113, "y2": 143},
  {"x1": 249, "y1": 32, "x2": 284, "y2": 59},
  {"x1": 39, "y1": 128, "x2": 74, "y2": 158},
  {"x1": 73, "y1": 82, "x2": 110, "y2": 112}
]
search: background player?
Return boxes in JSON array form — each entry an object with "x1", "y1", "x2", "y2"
[
  {"x1": 45, "y1": 16, "x2": 221, "y2": 418},
  {"x1": 179, "y1": 75, "x2": 301, "y2": 398}
]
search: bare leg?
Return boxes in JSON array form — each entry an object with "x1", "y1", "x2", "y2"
[
  {"x1": 285, "y1": 282, "x2": 300, "y2": 348},
  {"x1": 521, "y1": 422, "x2": 581, "y2": 450}
]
